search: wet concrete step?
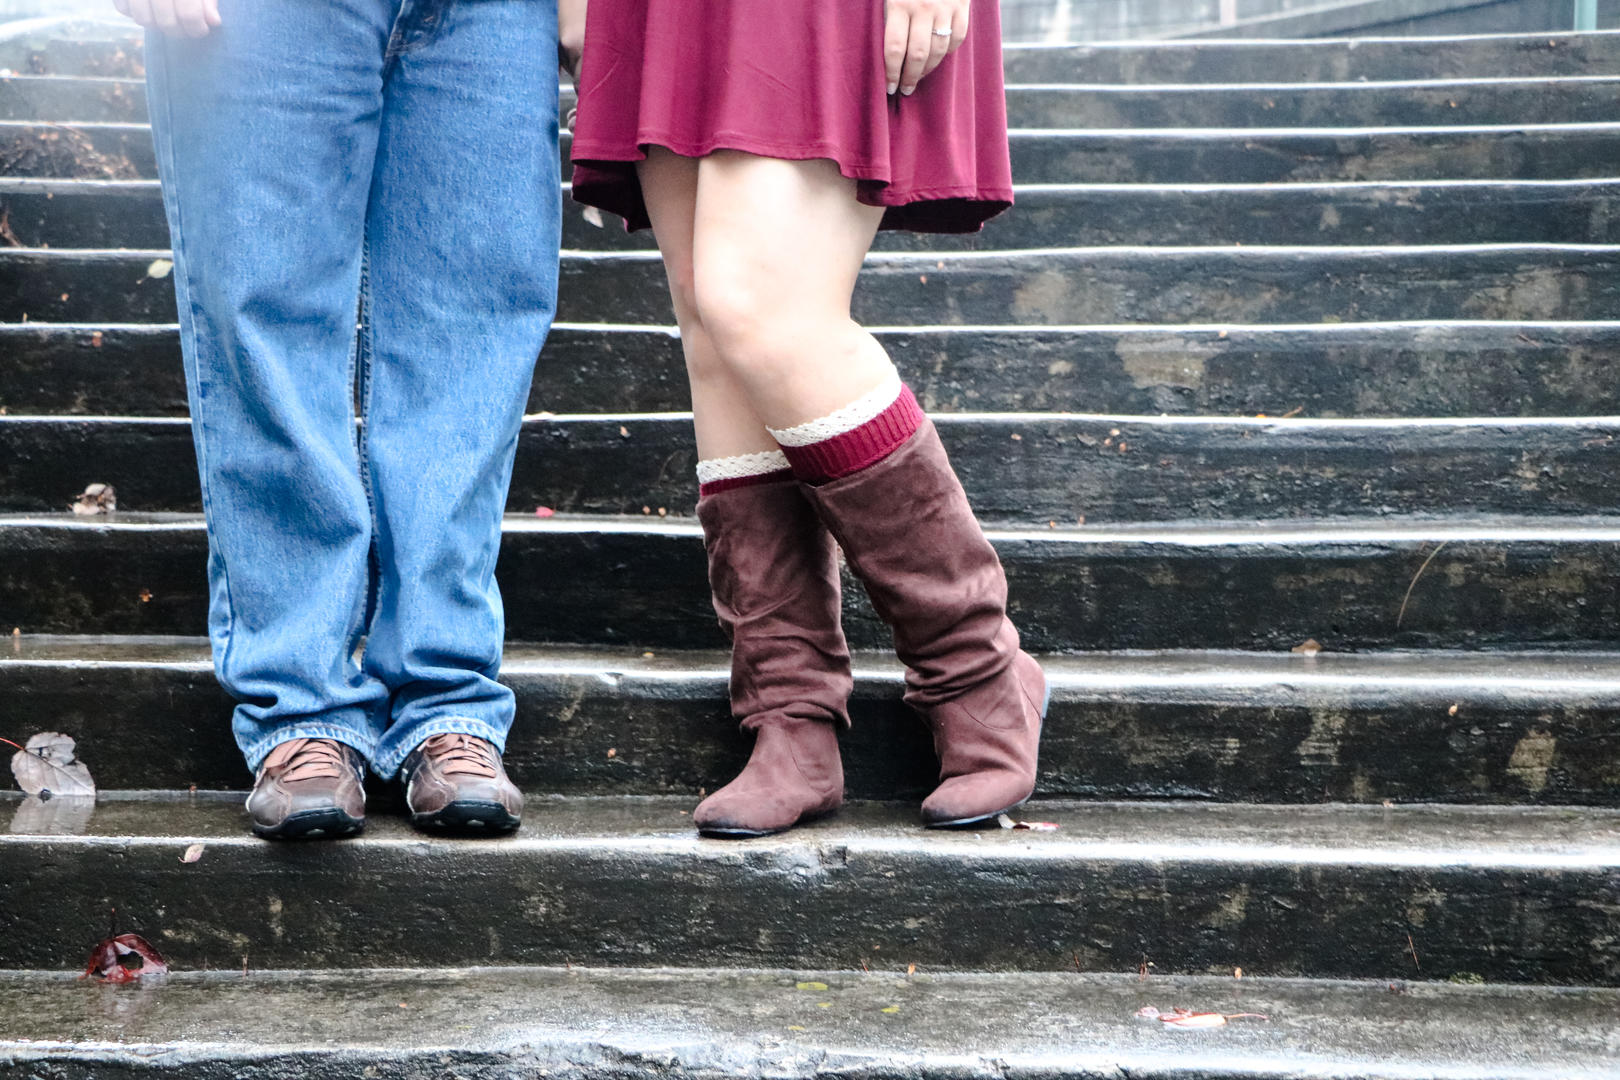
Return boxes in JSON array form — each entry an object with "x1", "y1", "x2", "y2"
[
  {"x1": 11, "y1": 24, "x2": 1618, "y2": 84},
  {"x1": 2, "y1": 967, "x2": 1617, "y2": 1080},
  {"x1": 12, "y1": 245, "x2": 1620, "y2": 326},
  {"x1": 19, "y1": 968, "x2": 1620, "y2": 1080},
  {"x1": 9, "y1": 637, "x2": 1620, "y2": 805},
  {"x1": 8, "y1": 321, "x2": 1619, "y2": 419},
  {"x1": 6, "y1": 413, "x2": 1620, "y2": 524},
  {"x1": 999, "y1": 31, "x2": 1620, "y2": 83},
  {"x1": 11, "y1": 177, "x2": 1620, "y2": 252},
  {"x1": 16, "y1": 73, "x2": 1620, "y2": 130},
  {"x1": 5, "y1": 513, "x2": 1620, "y2": 653},
  {"x1": 2, "y1": 794, "x2": 1617, "y2": 982},
  {"x1": 10, "y1": 121, "x2": 1620, "y2": 184}
]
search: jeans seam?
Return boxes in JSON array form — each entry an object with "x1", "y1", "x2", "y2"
[
  {"x1": 354, "y1": 232, "x2": 381, "y2": 649},
  {"x1": 149, "y1": 31, "x2": 239, "y2": 688}
]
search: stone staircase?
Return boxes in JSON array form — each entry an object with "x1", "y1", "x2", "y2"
[{"x1": 2, "y1": 19, "x2": 1620, "y2": 1078}]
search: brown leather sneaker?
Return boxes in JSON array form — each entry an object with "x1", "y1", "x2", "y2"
[
  {"x1": 245, "y1": 738, "x2": 367, "y2": 840},
  {"x1": 400, "y1": 733, "x2": 522, "y2": 834}
]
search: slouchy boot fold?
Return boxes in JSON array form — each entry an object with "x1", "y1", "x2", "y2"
[
  {"x1": 798, "y1": 420, "x2": 1046, "y2": 826},
  {"x1": 692, "y1": 481, "x2": 853, "y2": 837}
]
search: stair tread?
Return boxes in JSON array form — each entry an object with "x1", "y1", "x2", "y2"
[
  {"x1": 5, "y1": 793, "x2": 1617, "y2": 864},
  {"x1": 12, "y1": 634, "x2": 1620, "y2": 694},
  {"x1": 1, "y1": 967, "x2": 1616, "y2": 1080},
  {"x1": 11, "y1": 509, "x2": 1620, "y2": 540}
]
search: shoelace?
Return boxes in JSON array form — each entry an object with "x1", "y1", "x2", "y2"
[
  {"x1": 421, "y1": 733, "x2": 499, "y2": 779},
  {"x1": 262, "y1": 738, "x2": 351, "y2": 783}
]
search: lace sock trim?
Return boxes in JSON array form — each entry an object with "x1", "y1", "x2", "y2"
[
  {"x1": 766, "y1": 369, "x2": 903, "y2": 448},
  {"x1": 695, "y1": 449, "x2": 791, "y2": 485}
]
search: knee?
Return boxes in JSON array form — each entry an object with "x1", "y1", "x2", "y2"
[{"x1": 691, "y1": 267, "x2": 794, "y2": 382}]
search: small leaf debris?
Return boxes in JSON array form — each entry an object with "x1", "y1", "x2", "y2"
[
  {"x1": 180, "y1": 844, "x2": 204, "y2": 864},
  {"x1": 795, "y1": 981, "x2": 829, "y2": 992},
  {"x1": 1291, "y1": 638, "x2": 1322, "y2": 656},
  {"x1": 71, "y1": 483, "x2": 116, "y2": 516},
  {"x1": 1136, "y1": 1006, "x2": 1268, "y2": 1029},
  {"x1": 996, "y1": 813, "x2": 1058, "y2": 831},
  {"x1": 6, "y1": 732, "x2": 96, "y2": 797}
]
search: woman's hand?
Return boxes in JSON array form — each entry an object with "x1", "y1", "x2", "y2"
[
  {"x1": 884, "y1": 0, "x2": 970, "y2": 97},
  {"x1": 112, "y1": 0, "x2": 222, "y2": 38}
]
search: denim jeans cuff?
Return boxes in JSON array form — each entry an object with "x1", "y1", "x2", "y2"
[
  {"x1": 372, "y1": 715, "x2": 510, "y2": 780},
  {"x1": 241, "y1": 725, "x2": 380, "y2": 774}
]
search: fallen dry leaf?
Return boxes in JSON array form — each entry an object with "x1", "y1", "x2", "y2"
[
  {"x1": 996, "y1": 813, "x2": 1059, "y2": 831},
  {"x1": 1291, "y1": 638, "x2": 1322, "y2": 656},
  {"x1": 70, "y1": 483, "x2": 116, "y2": 516},
  {"x1": 145, "y1": 258, "x2": 173, "y2": 280},
  {"x1": 1136, "y1": 1006, "x2": 1268, "y2": 1028},
  {"x1": 180, "y1": 843, "x2": 204, "y2": 864},
  {"x1": 82, "y1": 932, "x2": 168, "y2": 983},
  {"x1": 795, "y1": 981, "x2": 829, "y2": 992},
  {"x1": 6, "y1": 733, "x2": 95, "y2": 797}
]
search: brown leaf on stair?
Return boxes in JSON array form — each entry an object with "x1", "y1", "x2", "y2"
[{"x1": 5, "y1": 733, "x2": 96, "y2": 797}]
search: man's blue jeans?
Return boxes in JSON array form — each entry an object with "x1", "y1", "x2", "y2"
[{"x1": 145, "y1": 0, "x2": 560, "y2": 778}]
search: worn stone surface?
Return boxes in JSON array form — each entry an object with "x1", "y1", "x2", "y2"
[
  {"x1": 19, "y1": 74, "x2": 1620, "y2": 133},
  {"x1": 7, "y1": 514, "x2": 1620, "y2": 652},
  {"x1": 1, "y1": 795, "x2": 1617, "y2": 981},
  {"x1": 999, "y1": 33, "x2": 1620, "y2": 83},
  {"x1": 13, "y1": 246, "x2": 1620, "y2": 326},
  {"x1": 1003, "y1": 79, "x2": 1620, "y2": 130},
  {"x1": 13, "y1": 25, "x2": 1620, "y2": 83},
  {"x1": 6, "y1": 322, "x2": 1620, "y2": 419},
  {"x1": 1008, "y1": 126, "x2": 1620, "y2": 184},
  {"x1": 10, "y1": 121, "x2": 1620, "y2": 185},
  {"x1": 7, "y1": 413, "x2": 1620, "y2": 523},
  {"x1": 12, "y1": 176, "x2": 1620, "y2": 254},
  {"x1": 0, "y1": 73, "x2": 145, "y2": 123},
  {"x1": 6, "y1": 638, "x2": 1620, "y2": 805},
  {"x1": 3, "y1": 967, "x2": 1619, "y2": 1079}
]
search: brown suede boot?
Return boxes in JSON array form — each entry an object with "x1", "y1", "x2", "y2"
[
  {"x1": 798, "y1": 420, "x2": 1047, "y2": 827},
  {"x1": 692, "y1": 480, "x2": 853, "y2": 838}
]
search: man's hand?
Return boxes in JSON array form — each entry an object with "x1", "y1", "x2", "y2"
[
  {"x1": 112, "y1": 0, "x2": 222, "y2": 38},
  {"x1": 884, "y1": 0, "x2": 970, "y2": 97}
]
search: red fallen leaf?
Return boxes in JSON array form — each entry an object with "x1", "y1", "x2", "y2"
[
  {"x1": 82, "y1": 933, "x2": 169, "y2": 983},
  {"x1": 534, "y1": 506, "x2": 556, "y2": 519},
  {"x1": 1136, "y1": 1006, "x2": 1268, "y2": 1028}
]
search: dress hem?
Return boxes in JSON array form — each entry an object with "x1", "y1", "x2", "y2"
[{"x1": 571, "y1": 135, "x2": 1013, "y2": 235}]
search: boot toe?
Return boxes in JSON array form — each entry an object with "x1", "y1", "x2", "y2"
[
  {"x1": 693, "y1": 777, "x2": 840, "y2": 838},
  {"x1": 920, "y1": 772, "x2": 1035, "y2": 828}
]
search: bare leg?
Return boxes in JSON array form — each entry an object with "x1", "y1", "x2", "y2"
[
  {"x1": 690, "y1": 152, "x2": 892, "y2": 428},
  {"x1": 636, "y1": 147, "x2": 779, "y2": 462}
]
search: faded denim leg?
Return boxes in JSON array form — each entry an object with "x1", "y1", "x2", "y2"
[
  {"x1": 145, "y1": 0, "x2": 400, "y2": 772},
  {"x1": 361, "y1": 0, "x2": 562, "y2": 778}
]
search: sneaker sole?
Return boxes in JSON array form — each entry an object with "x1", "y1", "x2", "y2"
[
  {"x1": 409, "y1": 800, "x2": 521, "y2": 835},
  {"x1": 251, "y1": 807, "x2": 366, "y2": 841},
  {"x1": 922, "y1": 671, "x2": 1051, "y2": 831}
]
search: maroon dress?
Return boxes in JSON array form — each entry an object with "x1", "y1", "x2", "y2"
[{"x1": 569, "y1": 0, "x2": 1014, "y2": 234}]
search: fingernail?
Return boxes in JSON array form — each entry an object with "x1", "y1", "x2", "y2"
[
  {"x1": 887, "y1": 82, "x2": 898, "y2": 95},
  {"x1": 901, "y1": 85, "x2": 915, "y2": 96}
]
